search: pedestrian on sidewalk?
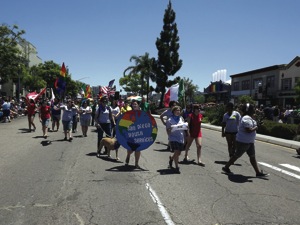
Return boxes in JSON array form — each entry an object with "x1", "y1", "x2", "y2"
[
  {"x1": 222, "y1": 103, "x2": 269, "y2": 177},
  {"x1": 1, "y1": 97, "x2": 11, "y2": 123}
]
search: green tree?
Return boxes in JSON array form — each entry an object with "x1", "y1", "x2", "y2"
[
  {"x1": 119, "y1": 73, "x2": 142, "y2": 94},
  {"x1": 193, "y1": 94, "x2": 205, "y2": 104},
  {"x1": 0, "y1": 24, "x2": 26, "y2": 84},
  {"x1": 22, "y1": 60, "x2": 79, "y2": 98},
  {"x1": 123, "y1": 52, "x2": 156, "y2": 99},
  {"x1": 155, "y1": 0, "x2": 182, "y2": 108},
  {"x1": 182, "y1": 77, "x2": 198, "y2": 104},
  {"x1": 238, "y1": 95, "x2": 255, "y2": 105}
]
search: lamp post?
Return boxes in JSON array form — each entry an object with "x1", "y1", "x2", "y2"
[{"x1": 17, "y1": 65, "x2": 21, "y2": 103}]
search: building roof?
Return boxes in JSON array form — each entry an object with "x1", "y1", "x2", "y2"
[
  {"x1": 285, "y1": 56, "x2": 300, "y2": 69},
  {"x1": 230, "y1": 64, "x2": 286, "y2": 78}
]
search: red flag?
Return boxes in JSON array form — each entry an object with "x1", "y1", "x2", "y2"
[
  {"x1": 164, "y1": 89, "x2": 171, "y2": 108},
  {"x1": 60, "y1": 63, "x2": 66, "y2": 77},
  {"x1": 26, "y1": 87, "x2": 47, "y2": 102}
]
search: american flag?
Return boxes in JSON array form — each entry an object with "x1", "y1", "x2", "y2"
[{"x1": 100, "y1": 86, "x2": 115, "y2": 97}]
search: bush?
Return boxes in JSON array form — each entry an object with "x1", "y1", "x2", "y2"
[
  {"x1": 203, "y1": 104, "x2": 226, "y2": 126},
  {"x1": 258, "y1": 120, "x2": 298, "y2": 140}
]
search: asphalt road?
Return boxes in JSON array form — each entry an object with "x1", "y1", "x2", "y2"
[{"x1": 0, "y1": 116, "x2": 299, "y2": 225}]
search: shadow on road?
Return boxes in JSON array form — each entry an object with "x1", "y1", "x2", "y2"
[
  {"x1": 223, "y1": 173, "x2": 254, "y2": 183},
  {"x1": 157, "y1": 168, "x2": 177, "y2": 175},
  {"x1": 214, "y1": 160, "x2": 242, "y2": 166},
  {"x1": 106, "y1": 165, "x2": 148, "y2": 172},
  {"x1": 18, "y1": 128, "x2": 31, "y2": 133},
  {"x1": 41, "y1": 140, "x2": 52, "y2": 146}
]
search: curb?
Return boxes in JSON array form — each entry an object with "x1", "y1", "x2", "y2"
[{"x1": 152, "y1": 114, "x2": 300, "y2": 150}]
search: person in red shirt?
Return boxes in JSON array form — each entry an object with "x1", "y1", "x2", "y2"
[
  {"x1": 38, "y1": 100, "x2": 51, "y2": 138},
  {"x1": 26, "y1": 98, "x2": 37, "y2": 132},
  {"x1": 183, "y1": 104, "x2": 205, "y2": 166}
]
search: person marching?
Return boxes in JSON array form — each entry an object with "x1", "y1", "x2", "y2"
[
  {"x1": 124, "y1": 100, "x2": 142, "y2": 169},
  {"x1": 222, "y1": 103, "x2": 269, "y2": 177},
  {"x1": 60, "y1": 99, "x2": 77, "y2": 142},
  {"x1": 110, "y1": 99, "x2": 120, "y2": 137},
  {"x1": 221, "y1": 102, "x2": 241, "y2": 158},
  {"x1": 38, "y1": 100, "x2": 51, "y2": 138},
  {"x1": 95, "y1": 97, "x2": 115, "y2": 157},
  {"x1": 160, "y1": 101, "x2": 178, "y2": 151},
  {"x1": 183, "y1": 104, "x2": 205, "y2": 166},
  {"x1": 120, "y1": 100, "x2": 132, "y2": 114},
  {"x1": 167, "y1": 106, "x2": 189, "y2": 174},
  {"x1": 50, "y1": 98, "x2": 61, "y2": 132},
  {"x1": 26, "y1": 98, "x2": 37, "y2": 132},
  {"x1": 79, "y1": 100, "x2": 92, "y2": 137}
]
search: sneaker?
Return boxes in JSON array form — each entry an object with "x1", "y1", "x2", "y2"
[
  {"x1": 222, "y1": 167, "x2": 232, "y2": 174},
  {"x1": 256, "y1": 171, "x2": 269, "y2": 177},
  {"x1": 96, "y1": 153, "x2": 101, "y2": 158},
  {"x1": 69, "y1": 137, "x2": 73, "y2": 142},
  {"x1": 197, "y1": 162, "x2": 205, "y2": 167},
  {"x1": 135, "y1": 165, "x2": 141, "y2": 169},
  {"x1": 174, "y1": 167, "x2": 181, "y2": 174}
]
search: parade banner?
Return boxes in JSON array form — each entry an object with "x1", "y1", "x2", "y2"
[{"x1": 116, "y1": 110, "x2": 157, "y2": 151}]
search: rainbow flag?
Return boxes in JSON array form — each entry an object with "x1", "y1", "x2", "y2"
[{"x1": 60, "y1": 62, "x2": 66, "y2": 77}]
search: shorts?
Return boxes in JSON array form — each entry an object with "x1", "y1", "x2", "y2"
[
  {"x1": 62, "y1": 120, "x2": 73, "y2": 131},
  {"x1": 41, "y1": 118, "x2": 50, "y2": 127},
  {"x1": 28, "y1": 113, "x2": 35, "y2": 118},
  {"x1": 80, "y1": 118, "x2": 91, "y2": 126},
  {"x1": 170, "y1": 141, "x2": 185, "y2": 151},
  {"x1": 52, "y1": 114, "x2": 61, "y2": 122},
  {"x1": 225, "y1": 131, "x2": 237, "y2": 135},
  {"x1": 234, "y1": 141, "x2": 255, "y2": 158}
]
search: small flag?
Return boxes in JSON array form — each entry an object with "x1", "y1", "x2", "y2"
[
  {"x1": 108, "y1": 79, "x2": 115, "y2": 88},
  {"x1": 60, "y1": 63, "x2": 66, "y2": 77},
  {"x1": 164, "y1": 81, "x2": 184, "y2": 107},
  {"x1": 26, "y1": 87, "x2": 47, "y2": 101}
]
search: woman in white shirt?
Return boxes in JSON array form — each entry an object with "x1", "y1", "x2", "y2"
[
  {"x1": 79, "y1": 101, "x2": 92, "y2": 137},
  {"x1": 222, "y1": 103, "x2": 268, "y2": 177},
  {"x1": 110, "y1": 99, "x2": 120, "y2": 137}
]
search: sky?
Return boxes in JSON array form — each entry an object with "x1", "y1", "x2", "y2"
[{"x1": 2, "y1": 0, "x2": 300, "y2": 93}]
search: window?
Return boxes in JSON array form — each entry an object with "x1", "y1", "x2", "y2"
[
  {"x1": 253, "y1": 79, "x2": 262, "y2": 89},
  {"x1": 233, "y1": 82, "x2": 239, "y2": 91},
  {"x1": 266, "y1": 76, "x2": 275, "y2": 88},
  {"x1": 295, "y1": 77, "x2": 300, "y2": 86},
  {"x1": 241, "y1": 80, "x2": 250, "y2": 90},
  {"x1": 281, "y1": 78, "x2": 292, "y2": 90}
]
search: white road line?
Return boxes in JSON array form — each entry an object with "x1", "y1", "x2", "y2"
[
  {"x1": 258, "y1": 162, "x2": 300, "y2": 180},
  {"x1": 145, "y1": 183, "x2": 175, "y2": 225},
  {"x1": 280, "y1": 164, "x2": 300, "y2": 173}
]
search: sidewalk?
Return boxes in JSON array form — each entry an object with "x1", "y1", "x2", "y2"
[{"x1": 152, "y1": 115, "x2": 300, "y2": 150}]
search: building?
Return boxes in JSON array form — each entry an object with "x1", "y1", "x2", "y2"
[
  {"x1": 230, "y1": 56, "x2": 300, "y2": 108},
  {"x1": 203, "y1": 81, "x2": 231, "y2": 104},
  {"x1": 0, "y1": 40, "x2": 42, "y2": 98}
]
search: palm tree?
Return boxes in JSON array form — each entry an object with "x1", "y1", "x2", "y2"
[
  {"x1": 183, "y1": 77, "x2": 199, "y2": 103},
  {"x1": 123, "y1": 52, "x2": 156, "y2": 101}
]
